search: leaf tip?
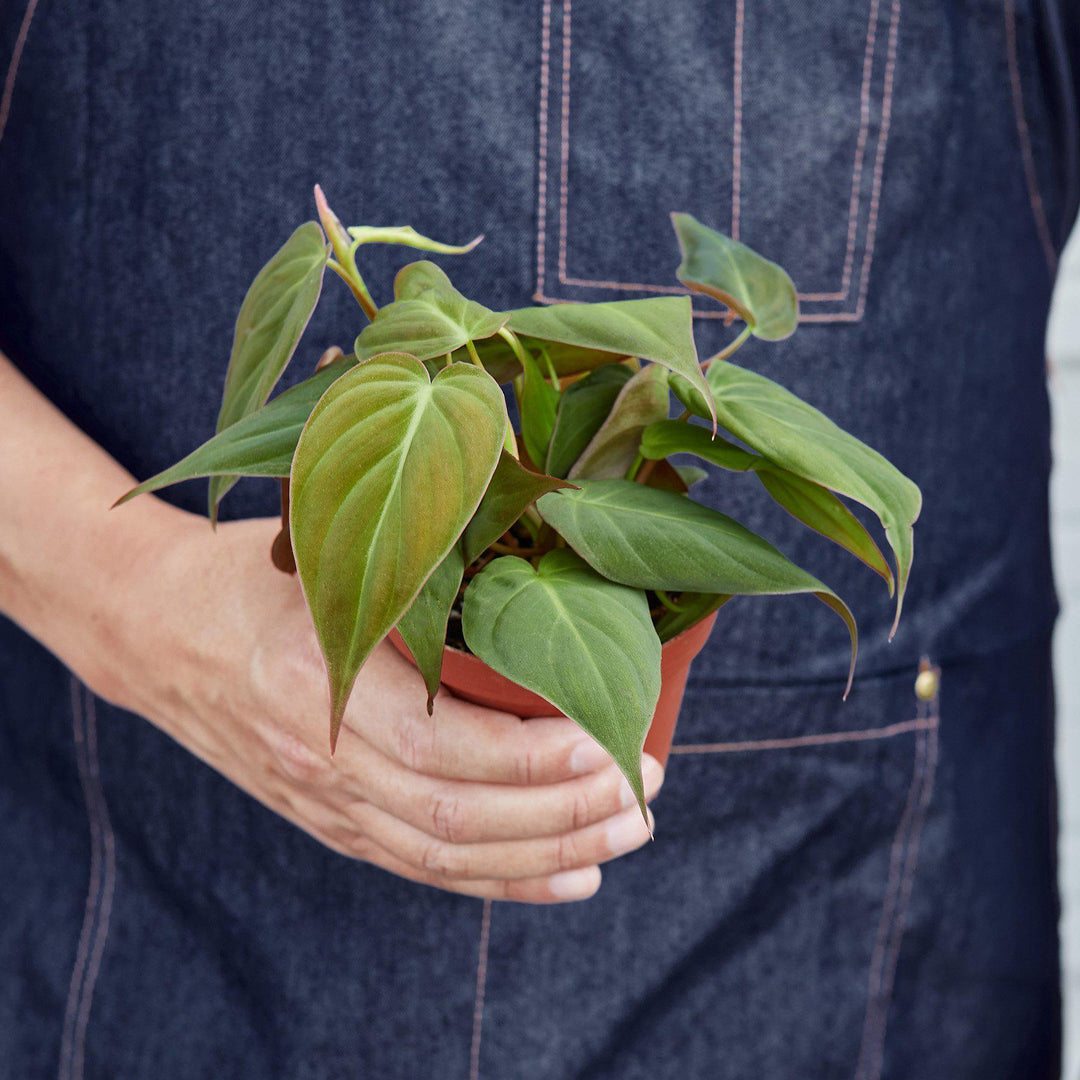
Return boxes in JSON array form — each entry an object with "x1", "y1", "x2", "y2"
[{"x1": 425, "y1": 694, "x2": 435, "y2": 717}]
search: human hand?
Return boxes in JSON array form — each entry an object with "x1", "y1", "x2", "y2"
[{"x1": 100, "y1": 512, "x2": 662, "y2": 903}]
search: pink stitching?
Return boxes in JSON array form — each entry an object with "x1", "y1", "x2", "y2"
[
  {"x1": 557, "y1": 0, "x2": 573, "y2": 287},
  {"x1": 800, "y1": 0, "x2": 881, "y2": 302},
  {"x1": 1003, "y1": 0, "x2": 1058, "y2": 274},
  {"x1": 468, "y1": 899, "x2": 493, "y2": 1080},
  {"x1": 669, "y1": 715, "x2": 937, "y2": 756},
  {"x1": 535, "y1": 0, "x2": 554, "y2": 299},
  {"x1": 862, "y1": 722, "x2": 939, "y2": 1080},
  {"x1": 59, "y1": 682, "x2": 117, "y2": 1080},
  {"x1": 853, "y1": 729, "x2": 927, "y2": 1080},
  {"x1": 852, "y1": 0, "x2": 902, "y2": 321},
  {"x1": 536, "y1": 0, "x2": 899, "y2": 322},
  {"x1": 731, "y1": 0, "x2": 745, "y2": 241},
  {"x1": 0, "y1": 0, "x2": 39, "y2": 146}
]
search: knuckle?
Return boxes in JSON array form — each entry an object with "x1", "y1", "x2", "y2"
[
  {"x1": 420, "y1": 838, "x2": 461, "y2": 877},
  {"x1": 570, "y1": 785, "x2": 594, "y2": 832},
  {"x1": 269, "y1": 728, "x2": 326, "y2": 787},
  {"x1": 393, "y1": 717, "x2": 438, "y2": 775},
  {"x1": 555, "y1": 831, "x2": 584, "y2": 872},
  {"x1": 428, "y1": 790, "x2": 471, "y2": 844},
  {"x1": 516, "y1": 746, "x2": 539, "y2": 786}
]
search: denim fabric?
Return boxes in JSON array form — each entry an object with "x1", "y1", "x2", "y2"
[{"x1": 0, "y1": 1, "x2": 1068, "y2": 1077}]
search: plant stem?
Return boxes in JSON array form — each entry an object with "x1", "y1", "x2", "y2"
[
  {"x1": 626, "y1": 451, "x2": 645, "y2": 482},
  {"x1": 540, "y1": 347, "x2": 561, "y2": 390},
  {"x1": 328, "y1": 259, "x2": 378, "y2": 322},
  {"x1": 465, "y1": 338, "x2": 485, "y2": 368},
  {"x1": 702, "y1": 323, "x2": 753, "y2": 371},
  {"x1": 655, "y1": 589, "x2": 687, "y2": 613},
  {"x1": 497, "y1": 326, "x2": 534, "y2": 375}
]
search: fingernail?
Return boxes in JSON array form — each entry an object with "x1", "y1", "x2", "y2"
[
  {"x1": 606, "y1": 808, "x2": 653, "y2": 855},
  {"x1": 570, "y1": 737, "x2": 612, "y2": 774},
  {"x1": 548, "y1": 865, "x2": 602, "y2": 900},
  {"x1": 618, "y1": 755, "x2": 665, "y2": 808}
]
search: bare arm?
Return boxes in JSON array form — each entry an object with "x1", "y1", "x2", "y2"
[{"x1": 0, "y1": 353, "x2": 660, "y2": 901}]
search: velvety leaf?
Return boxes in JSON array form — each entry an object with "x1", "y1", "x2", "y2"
[
  {"x1": 354, "y1": 261, "x2": 508, "y2": 362},
  {"x1": 347, "y1": 224, "x2": 483, "y2": 254},
  {"x1": 569, "y1": 365, "x2": 670, "y2": 479},
  {"x1": 545, "y1": 365, "x2": 633, "y2": 477},
  {"x1": 537, "y1": 479, "x2": 857, "y2": 693},
  {"x1": 518, "y1": 349, "x2": 559, "y2": 468},
  {"x1": 640, "y1": 419, "x2": 894, "y2": 593},
  {"x1": 115, "y1": 357, "x2": 353, "y2": 506},
  {"x1": 756, "y1": 467, "x2": 894, "y2": 593},
  {"x1": 671, "y1": 212, "x2": 798, "y2": 340},
  {"x1": 502, "y1": 297, "x2": 715, "y2": 427},
  {"x1": 704, "y1": 362, "x2": 920, "y2": 631},
  {"x1": 467, "y1": 333, "x2": 628, "y2": 384},
  {"x1": 462, "y1": 452, "x2": 573, "y2": 564},
  {"x1": 462, "y1": 550, "x2": 660, "y2": 816},
  {"x1": 640, "y1": 458, "x2": 691, "y2": 494},
  {"x1": 290, "y1": 353, "x2": 507, "y2": 746},
  {"x1": 654, "y1": 592, "x2": 731, "y2": 643},
  {"x1": 640, "y1": 418, "x2": 760, "y2": 472},
  {"x1": 396, "y1": 544, "x2": 466, "y2": 711},
  {"x1": 210, "y1": 222, "x2": 330, "y2": 520}
]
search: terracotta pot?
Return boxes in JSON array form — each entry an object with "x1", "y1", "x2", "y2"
[{"x1": 388, "y1": 611, "x2": 718, "y2": 767}]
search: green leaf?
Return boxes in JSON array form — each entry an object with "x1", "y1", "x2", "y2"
[
  {"x1": 704, "y1": 361, "x2": 920, "y2": 632},
  {"x1": 640, "y1": 418, "x2": 760, "y2": 472},
  {"x1": 354, "y1": 261, "x2": 507, "y2": 362},
  {"x1": 569, "y1": 365, "x2": 671, "y2": 479},
  {"x1": 545, "y1": 365, "x2": 633, "y2": 477},
  {"x1": 462, "y1": 451, "x2": 573, "y2": 564},
  {"x1": 639, "y1": 419, "x2": 894, "y2": 590},
  {"x1": 347, "y1": 224, "x2": 483, "y2": 254},
  {"x1": 756, "y1": 468, "x2": 894, "y2": 594},
  {"x1": 467, "y1": 332, "x2": 628, "y2": 384},
  {"x1": 396, "y1": 545, "x2": 466, "y2": 712},
  {"x1": 210, "y1": 222, "x2": 330, "y2": 521},
  {"x1": 462, "y1": 550, "x2": 660, "y2": 816},
  {"x1": 674, "y1": 465, "x2": 709, "y2": 489},
  {"x1": 114, "y1": 357, "x2": 354, "y2": 507},
  {"x1": 518, "y1": 349, "x2": 559, "y2": 469},
  {"x1": 537, "y1": 479, "x2": 857, "y2": 693},
  {"x1": 290, "y1": 353, "x2": 507, "y2": 746},
  {"x1": 502, "y1": 297, "x2": 715, "y2": 427},
  {"x1": 671, "y1": 213, "x2": 798, "y2": 341}
]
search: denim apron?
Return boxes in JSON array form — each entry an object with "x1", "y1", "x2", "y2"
[{"x1": 1, "y1": 1, "x2": 1075, "y2": 1077}]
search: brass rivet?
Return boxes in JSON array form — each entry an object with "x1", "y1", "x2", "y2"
[{"x1": 914, "y1": 668, "x2": 938, "y2": 701}]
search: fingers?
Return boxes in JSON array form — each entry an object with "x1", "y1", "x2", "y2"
[
  {"x1": 344, "y1": 646, "x2": 615, "y2": 785},
  {"x1": 351, "y1": 835, "x2": 605, "y2": 904},
  {"x1": 346, "y1": 799, "x2": 655, "y2": 881},
  {"x1": 333, "y1": 728, "x2": 665, "y2": 843}
]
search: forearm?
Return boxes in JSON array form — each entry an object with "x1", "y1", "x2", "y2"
[{"x1": 0, "y1": 352, "x2": 194, "y2": 695}]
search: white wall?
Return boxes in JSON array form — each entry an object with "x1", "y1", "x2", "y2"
[{"x1": 1049, "y1": 226, "x2": 1080, "y2": 1077}]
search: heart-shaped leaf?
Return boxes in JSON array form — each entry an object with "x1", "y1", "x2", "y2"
[
  {"x1": 210, "y1": 222, "x2": 330, "y2": 521},
  {"x1": 641, "y1": 419, "x2": 894, "y2": 590},
  {"x1": 290, "y1": 353, "x2": 507, "y2": 745},
  {"x1": 537, "y1": 479, "x2": 857, "y2": 693},
  {"x1": 347, "y1": 224, "x2": 483, "y2": 254},
  {"x1": 354, "y1": 261, "x2": 507, "y2": 362},
  {"x1": 545, "y1": 365, "x2": 633, "y2": 477},
  {"x1": 518, "y1": 349, "x2": 559, "y2": 469},
  {"x1": 462, "y1": 452, "x2": 573, "y2": 564},
  {"x1": 671, "y1": 213, "x2": 798, "y2": 341},
  {"x1": 462, "y1": 550, "x2": 660, "y2": 816},
  {"x1": 114, "y1": 356, "x2": 354, "y2": 507},
  {"x1": 569, "y1": 365, "x2": 671, "y2": 479},
  {"x1": 396, "y1": 544, "x2": 466, "y2": 711},
  {"x1": 702, "y1": 362, "x2": 921, "y2": 631}
]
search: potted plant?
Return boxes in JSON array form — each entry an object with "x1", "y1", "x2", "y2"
[{"x1": 117, "y1": 188, "x2": 921, "y2": 821}]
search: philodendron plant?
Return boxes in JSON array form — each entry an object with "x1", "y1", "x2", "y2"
[{"x1": 118, "y1": 187, "x2": 921, "y2": 820}]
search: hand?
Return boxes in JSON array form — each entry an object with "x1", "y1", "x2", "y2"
[{"x1": 100, "y1": 512, "x2": 663, "y2": 904}]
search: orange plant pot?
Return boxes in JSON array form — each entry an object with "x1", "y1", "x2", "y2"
[{"x1": 388, "y1": 612, "x2": 718, "y2": 767}]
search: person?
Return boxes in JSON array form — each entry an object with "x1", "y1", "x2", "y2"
[{"x1": 1, "y1": 2, "x2": 1076, "y2": 1077}]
